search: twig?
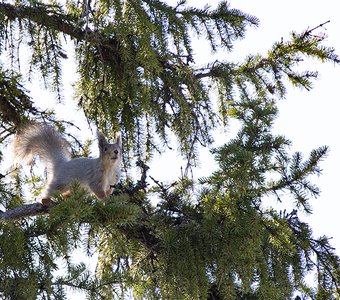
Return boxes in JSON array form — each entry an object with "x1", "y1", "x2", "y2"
[{"x1": 305, "y1": 20, "x2": 330, "y2": 36}]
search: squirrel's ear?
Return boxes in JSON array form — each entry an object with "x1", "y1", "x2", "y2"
[
  {"x1": 97, "y1": 130, "x2": 109, "y2": 152},
  {"x1": 115, "y1": 132, "x2": 122, "y2": 147}
]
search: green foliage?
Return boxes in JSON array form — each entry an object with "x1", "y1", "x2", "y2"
[
  {"x1": 0, "y1": 1, "x2": 339, "y2": 300},
  {"x1": 0, "y1": 69, "x2": 35, "y2": 131},
  {"x1": 0, "y1": 187, "x2": 141, "y2": 299},
  {"x1": 0, "y1": 0, "x2": 259, "y2": 164}
]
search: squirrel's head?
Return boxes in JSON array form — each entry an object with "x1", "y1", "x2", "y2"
[{"x1": 97, "y1": 130, "x2": 122, "y2": 163}]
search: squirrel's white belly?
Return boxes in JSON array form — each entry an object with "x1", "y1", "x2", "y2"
[{"x1": 101, "y1": 165, "x2": 121, "y2": 191}]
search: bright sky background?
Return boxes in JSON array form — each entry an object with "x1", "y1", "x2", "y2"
[{"x1": 3, "y1": 0, "x2": 339, "y2": 297}]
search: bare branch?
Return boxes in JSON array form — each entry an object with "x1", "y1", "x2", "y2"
[
  {"x1": 304, "y1": 20, "x2": 330, "y2": 37},
  {"x1": 0, "y1": 202, "x2": 52, "y2": 220}
]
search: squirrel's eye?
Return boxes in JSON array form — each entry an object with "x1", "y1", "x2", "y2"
[{"x1": 103, "y1": 146, "x2": 108, "y2": 152}]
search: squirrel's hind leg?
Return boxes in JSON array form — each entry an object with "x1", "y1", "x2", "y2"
[
  {"x1": 43, "y1": 181, "x2": 69, "y2": 199},
  {"x1": 41, "y1": 182, "x2": 71, "y2": 206}
]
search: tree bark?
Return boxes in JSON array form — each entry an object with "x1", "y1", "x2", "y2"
[{"x1": 0, "y1": 202, "x2": 52, "y2": 220}]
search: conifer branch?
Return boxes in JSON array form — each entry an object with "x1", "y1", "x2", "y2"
[
  {"x1": 0, "y1": 2, "x2": 339, "y2": 298},
  {"x1": 0, "y1": 198, "x2": 160, "y2": 250},
  {"x1": 0, "y1": 2, "x2": 120, "y2": 51},
  {"x1": 0, "y1": 202, "x2": 52, "y2": 220},
  {"x1": 194, "y1": 20, "x2": 339, "y2": 96},
  {"x1": 0, "y1": 71, "x2": 36, "y2": 128},
  {"x1": 0, "y1": 161, "x2": 160, "y2": 251},
  {"x1": 0, "y1": 3, "x2": 77, "y2": 38}
]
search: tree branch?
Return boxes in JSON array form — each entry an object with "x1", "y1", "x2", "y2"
[
  {"x1": 0, "y1": 2, "x2": 119, "y2": 51},
  {"x1": 0, "y1": 202, "x2": 52, "y2": 220},
  {"x1": 0, "y1": 161, "x2": 161, "y2": 251}
]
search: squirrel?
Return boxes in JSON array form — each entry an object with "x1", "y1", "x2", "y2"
[{"x1": 12, "y1": 123, "x2": 122, "y2": 202}]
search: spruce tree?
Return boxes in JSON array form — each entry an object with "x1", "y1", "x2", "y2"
[{"x1": 0, "y1": 1, "x2": 339, "y2": 299}]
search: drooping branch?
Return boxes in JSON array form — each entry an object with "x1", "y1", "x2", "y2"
[
  {"x1": 0, "y1": 3, "x2": 78, "y2": 37},
  {"x1": 0, "y1": 71, "x2": 37, "y2": 130},
  {"x1": 0, "y1": 2, "x2": 120, "y2": 51}
]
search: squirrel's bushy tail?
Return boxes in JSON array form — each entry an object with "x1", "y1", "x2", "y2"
[{"x1": 13, "y1": 123, "x2": 71, "y2": 168}]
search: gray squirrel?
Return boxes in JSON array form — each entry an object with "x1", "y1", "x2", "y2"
[{"x1": 13, "y1": 123, "x2": 122, "y2": 201}]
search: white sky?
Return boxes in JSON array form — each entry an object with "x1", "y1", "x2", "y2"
[{"x1": 2, "y1": 0, "x2": 339, "y2": 297}]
